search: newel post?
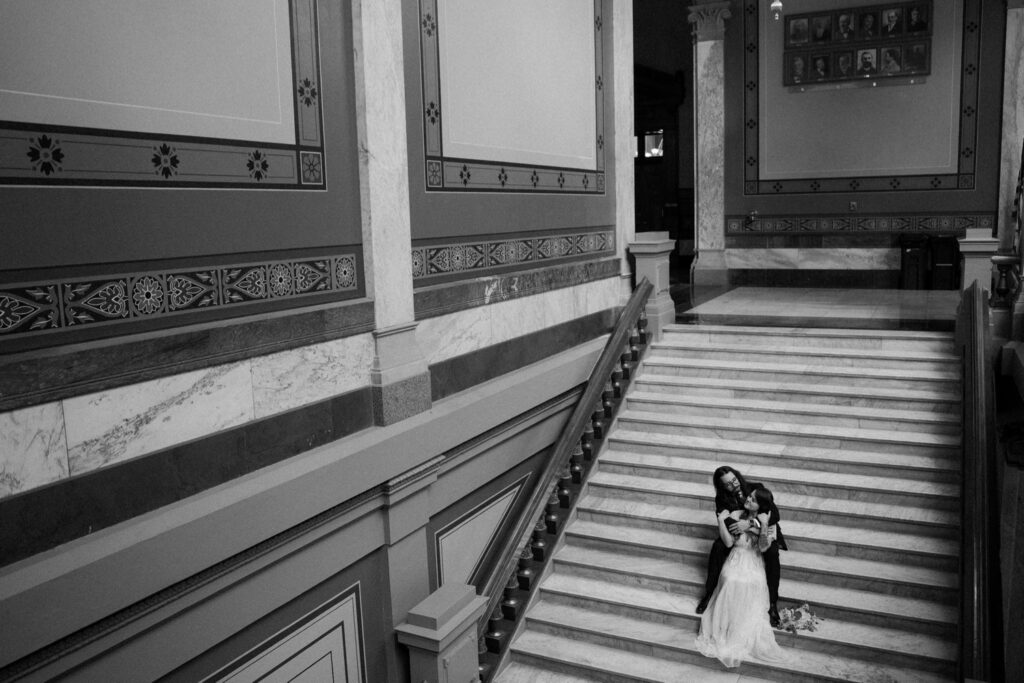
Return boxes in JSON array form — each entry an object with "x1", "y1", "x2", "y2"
[
  {"x1": 629, "y1": 232, "x2": 676, "y2": 340},
  {"x1": 395, "y1": 583, "x2": 488, "y2": 683}
]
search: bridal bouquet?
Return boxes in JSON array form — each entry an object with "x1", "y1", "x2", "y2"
[{"x1": 776, "y1": 603, "x2": 822, "y2": 634}]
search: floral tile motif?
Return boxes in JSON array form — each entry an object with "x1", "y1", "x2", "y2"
[
  {"x1": 0, "y1": 255, "x2": 356, "y2": 340},
  {"x1": 412, "y1": 231, "x2": 613, "y2": 281},
  {"x1": 726, "y1": 213, "x2": 994, "y2": 234}
]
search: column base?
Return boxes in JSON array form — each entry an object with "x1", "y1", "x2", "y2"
[{"x1": 372, "y1": 322, "x2": 431, "y2": 426}]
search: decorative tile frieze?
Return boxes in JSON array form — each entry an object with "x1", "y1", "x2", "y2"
[
  {"x1": 0, "y1": 0, "x2": 325, "y2": 190},
  {"x1": 412, "y1": 231, "x2": 614, "y2": 281},
  {"x1": 418, "y1": 0, "x2": 605, "y2": 194},
  {"x1": 726, "y1": 213, "x2": 994, "y2": 234},
  {"x1": 0, "y1": 254, "x2": 358, "y2": 341},
  {"x1": 742, "y1": 0, "x2": 981, "y2": 195}
]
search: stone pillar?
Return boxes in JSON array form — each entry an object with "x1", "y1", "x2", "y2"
[
  {"x1": 629, "y1": 232, "x2": 676, "y2": 340},
  {"x1": 688, "y1": 2, "x2": 731, "y2": 291},
  {"x1": 612, "y1": 0, "x2": 637, "y2": 301},
  {"x1": 352, "y1": 0, "x2": 431, "y2": 425},
  {"x1": 997, "y1": 1, "x2": 1024, "y2": 254},
  {"x1": 395, "y1": 583, "x2": 488, "y2": 683}
]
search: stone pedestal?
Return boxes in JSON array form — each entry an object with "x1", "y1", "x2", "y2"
[
  {"x1": 958, "y1": 228, "x2": 999, "y2": 289},
  {"x1": 395, "y1": 583, "x2": 488, "y2": 683},
  {"x1": 629, "y1": 232, "x2": 677, "y2": 340}
]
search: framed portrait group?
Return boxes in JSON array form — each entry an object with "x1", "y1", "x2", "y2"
[{"x1": 783, "y1": 1, "x2": 932, "y2": 87}]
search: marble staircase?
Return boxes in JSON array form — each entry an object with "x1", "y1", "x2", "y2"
[{"x1": 495, "y1": 324, "x2": 962, "y2": 682}]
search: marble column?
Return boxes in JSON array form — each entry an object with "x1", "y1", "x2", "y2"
[
  {"x1": 688, "y1": 2, "x2": 732, "y2": 291},
  {"x1": 612, "y1": 0, "x2": 637, "y2": 301},
  {"x1": 352, "y1": 0, "x2": 431, "y2": 425},
  {"x1": 629, "y1": 232, "x2": 676, "y2": 340},
  {"x1": 999, "y1": 2, "x2": 1024, "y2": 340}
]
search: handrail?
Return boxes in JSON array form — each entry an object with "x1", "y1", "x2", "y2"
[
  {"x1": 956, "y1": 282, "x2": 1002, "y2": 682},
  {"x1": 476, "y1": 277, "x2": 654, "y2": 680}
]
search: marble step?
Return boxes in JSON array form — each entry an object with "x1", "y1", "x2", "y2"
[
  {"x1": 525, "y1": 575, "x2": 956, "y2": 679},
  {"x1": 594, "y1": 450, "x2": 960, "y2": 513},
  {"x1": 549, "y1": 543, "x2": 958, "y2": 637},
  {"x1": 640, "y1": 357, "x2": 960, "y2": 392},
  {"x1": 608, "y1": 429, "x2": 961, "y2": 483},
  {"x1": 633, "y1": 374, "x2": 961, "y2": 414},
  {"x1": 565, "y1": 520, "x2": 958, "y2": 603},
  {"x1": 583, "y1": 470, "x2": 959, "y2": 542},
  {"x1": 661, "y1": 323, "x2": 957, "y2": 354},
  {"x1": 648, "y1": 339, "x2": 960, "y2": 371},
  {"x1": 576, "y1": 494, "x2": 959, "y2": 571},
  {"x1": 529, "y1": 585, "x2": 956, "y2": 676},
  {"x1": 625, "y1": 390, "x2": 962, "y2": 435},
  {"x1": 614, "y1": 409, "x2": 960, "y2": 458}
]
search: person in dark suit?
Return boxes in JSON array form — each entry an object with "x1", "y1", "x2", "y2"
[
  {"x1": 695, "y1": 466, "x2": 787, "y2": 628},
  {"x1": 907, "y1": 6, "x2": 928, "y2": 32},
  {"x1": 836, "y1": 13, "x2": 856, "y2": 40},
  {"x1": 859, "y1": 12, "x2": 878, "y2": 39},
  {"x1": 857, "y1": 50, "x2": 878, "y2": 75},
  {"x1": 882, "y1": 8, "x2": 902, "y2": 36}
]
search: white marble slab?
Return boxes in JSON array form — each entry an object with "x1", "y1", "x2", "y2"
[
  {"x1": 251, "y1": 334, "x2": 375, "y2": 419},
  {"x1": 64, "y1": 361, "x2": 254, "y2": 474},
  {"x1": 0, "y1": 402, "x2": 68, "y2": 498},
  {"x1": 416, "y1": 304, "x2": 492, "y2": 364},
  {"x1": 725, "y1": 248, "x2": 898, "y2": 270}
]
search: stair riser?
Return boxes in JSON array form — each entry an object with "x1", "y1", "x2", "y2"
[
  {"x1": 587, "y1": 482, "x2": 957, "y2": 539},
  {"x1": 661, "y1": 329, "x2": 956, "y2": 354},
  {"x1": 625, "y1": 398, "x2": 962, "y2": 435},
  {"x1": 505, "y1": 651, "x2": 656, "y2": 683},
  {"x1": 615, "y1": 416, "x2": 959, "y2": 458},
  {"x1": 593, "y1": 461, "x2": 961, "y2": 509},
  {"x1": 539, "y1": 589, "x2": 690, "y2": 629},
  {"x1": 564, "y1": 534, "x2": 957, "y2": 604},
  {"x1": 576, "y1": 507, "x2": 957, "y2": 571},
  {"x1": 553, "y1": 559, "x2": 685, "y2": 595},
  {"x1": 641, "y1": 363, "x2": 959, "y2": 392},
  {"x1": 777, "y1": 600, "x2": 955, "y2": 639},
  {"x1": 528, "y1": 611, "x2": 956, "y2": 677},
  {"x1": 605, "y1": 438, "x2": 962, "y2": 484},
  {"x1": 648, "y1": 346, "x2": 959, "y2": 372},
  {"x1": 634, "y1": 380, "x2": 961, "y2": 414}
]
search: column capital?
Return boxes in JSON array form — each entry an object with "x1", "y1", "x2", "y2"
[{"x1": 688, "y1": 1, "x2": 732, "y2": 41}]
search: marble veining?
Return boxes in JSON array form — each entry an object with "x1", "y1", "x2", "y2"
[
  {"x1": 725, "y1": 248, "x2": 899, "y2": 270},
  {"x1": 0, "y1": 402, "x2": 68, "y2": 498},
  {"x1": 695, "y1": 39, "x2": 726, "y2": 254},
  {"x1": 251, "y1": 333, "x2": 375, "y2": 419},
  {"x1": 999, "y1": 8, "x2": 1024, "y2": 247},
  {"x1": 64, "y1": 361, "x2": 254, "y2": 474}
]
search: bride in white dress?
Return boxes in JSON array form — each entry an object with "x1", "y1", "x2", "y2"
[{"x1": 695, "y1": 488, "x2": 790, "y2": 669}]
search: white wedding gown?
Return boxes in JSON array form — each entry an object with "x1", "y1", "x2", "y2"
[{"x1": 694, "y1": 530, "x2": 790, "y2": 668}]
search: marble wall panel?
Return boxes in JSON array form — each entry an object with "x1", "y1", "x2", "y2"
[
  {"x1": 416, "y1": 305, "x2": 492, "y2": 365},
  {"x1": 251, "y1": 334, "x2": 375, "y2": 419},
  {"x1": 574, "y1": 277, "x2": 621, "y2": 318},
  {"x1": 0, "y1": 402, "x2": 68, "y2": 498},
  {"x1": 64, "y1": 361, "x2": 254, "y2": 474},
  {"x1": 726, "y1": 248, "x2": 899, "y2": 270},
  {"x1": 999, "y1": 8, "x2": 1024, "y2": 248}
]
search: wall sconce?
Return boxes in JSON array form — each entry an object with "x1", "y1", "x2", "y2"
[{"x1": 770, "y1": 0, "x2": 783, "y2": 21}]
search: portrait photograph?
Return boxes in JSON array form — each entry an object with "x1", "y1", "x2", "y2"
[
  {"x1": 881, "y1": 7, "x2": 903, "y2": 36},
  {"x1": 810, "y1": 15, "x2": 832, "y2": 43},
  {"x1": 858, "y1": 11, "x2": 879, "y2": 39},
  {"x1": 906, "y1": 5, "x2": 929, "y2": 33},
  {"x1": 810, "y1": 54, "x2": 832, "y2": 81},
  {"x1": 835, "y1": 12, "x2": 856, "y2": 40},
  {"x1": 880, "y1": 46, "x2": 903, "y2": 75},
  {"x1": 856, "y1": 48, "x2": 878, "y2": 76},
  {"x1": 834, "y1": 51, "x2": 856, "y2": 79},
  {"x1": 787, "y1": 17, "x2": 809, "y2": 45},
  {"x1": 904, "y1": 42, "x2": 929, "y2": 72},
  {"x1": 786, "y1": 53, "x2": 809, "y2": 85}
]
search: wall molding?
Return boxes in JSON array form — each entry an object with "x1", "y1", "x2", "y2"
[
  {"x1": 741, "y1": 0, "x2": 982, "y2": 195},
  {"x1": 726, "y1": 212, "x2": 993, "y2": 234},
  {"x1": 412, "y1": 229, "x2": 615, "y2": 284},
  {"x1": 0, "y1": 0, "x2": 326, "y2": 190},
  {"x1": 417, "y1": 0, "x2": 605, "y2": 194}
]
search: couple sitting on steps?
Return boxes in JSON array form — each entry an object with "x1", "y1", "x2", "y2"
[{"x1": 694, "y1": 465, "x2": 791, "y2": 668}]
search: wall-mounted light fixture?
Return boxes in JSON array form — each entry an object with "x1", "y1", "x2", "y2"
[{"x1": 770, "y1": 0, "x2": 783, "y2": 21}]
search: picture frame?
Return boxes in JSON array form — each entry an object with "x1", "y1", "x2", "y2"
[{"x1": 781, "y1": 1, "x2": 932, "y2": 88}]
